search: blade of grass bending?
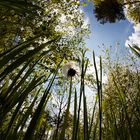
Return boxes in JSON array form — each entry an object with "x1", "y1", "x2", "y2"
[
  {"x1": 0, "y1": 37, "x2": 59, "y2": 81},
  {"x1": 13, "y1": 75, "x2": 44, "y2": 108},
  {"x1": 93, "y1": 51, "x2": 102, "y2": 140},
  {"x1": 23, "y1": 60, "x2": 63, "y2": 140},
  {"x1": 5, "y1": 86, "x2": 41, "y2": 139},
  {"x1": 23, "y1": 74, "x2": 56, "y2": 140},
  {"x1": 0, "y1": 75, "x2": 44, "y2": 123},
  {"x1": 59, "y1": 77, "x2": 73, "y2": 140},
  {"x1": 18, "y1": 73, "x2": 50, "y2": 139},
  {"x1": 128, "y1": 44, "x2": 140, "y2": 58},
  {"x1": 0, "y1": 54, "x2": 50, "y2": 118},
  {"x1": 4, "y1": 51, "x2": 49, "y2": 102},
  {"x1": 0, "y1": 33, "x2": 42, "y2": 67},
  {"x1": 132, "y1": 44, "x2": 140, "y2": 52},
  {"x1": 0, "y1": 59, "x2": 32, "y2": 101},
  {"x1": 3, "y1": 60, "x2": 38, "y2": 108},
  {"x1": 13, "y1": 87, "x2": 42, "y2": 139}
]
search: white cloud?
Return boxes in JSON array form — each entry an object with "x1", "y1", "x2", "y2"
[{"x1": 125, "y1": 23, "x2": 140, "y2": 48}]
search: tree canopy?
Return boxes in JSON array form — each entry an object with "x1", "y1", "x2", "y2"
[{"x1": 93, "y1": 0, "x2": 140, "y2": 24}]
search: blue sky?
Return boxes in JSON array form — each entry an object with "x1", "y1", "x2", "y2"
[
  {"x1": 79, "y1": 1, "x2": 140, "y2": 105},
  {"x1": 81, "y1": 1, "x2": 134, "y2": 57}
]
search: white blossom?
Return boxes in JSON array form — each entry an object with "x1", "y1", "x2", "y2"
[{"x1": 62, "y1": 61, "x2": 80, "y2": 79}]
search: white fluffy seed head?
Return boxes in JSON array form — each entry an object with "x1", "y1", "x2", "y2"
[{"x1": 62, "y1": 61, "x2": 80, "y2": 79}]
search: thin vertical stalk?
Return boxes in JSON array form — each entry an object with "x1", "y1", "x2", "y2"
[
  {"x1": 89, "y1": 96, "x2": 97, "y2": 138},
  {"x1": 59, "y1": 77, "x2": 73, "y2": 140},
  {"x1": 100, "y1": 56, "x2": 102, "y2": 139},
  {"x1": 83, "y1": 59, "x2": 89, "y2": 140},
  {"x1": 75, "y1": 51, "x2": 85, "y2": 140},
  {"x1": 93, "y1": 51, "x2": 102, "y2": 140},
  {"x1": 72, "y1": 89, "x2": 77, "y2": 140}
]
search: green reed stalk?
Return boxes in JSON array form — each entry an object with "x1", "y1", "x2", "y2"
[
  {"x1": 93, "y1": 51, "x2": 102, "y2": 140},
  {"x1": 83, "y1": 59, "x2": 89, "y2": 140},
  {"x1": 75, "y1": 50, "x2": 85, "y2": 140},
  {"x1": 89, "y1": 96, "x2": 97, "y2": 138},
  {"x1": 72, "y1": 89, "x2": 77, "y2": 140},
  {"x1": 59, "y1": 77, "x2": 73, "y2": 140}
]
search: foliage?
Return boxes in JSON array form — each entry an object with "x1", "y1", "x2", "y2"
[
  {"x1": 102, "y1": 64, "x2": 140, "y2": 140},
  {"x1": 0, "y1": 0, "x2": 140, "y2": 140},
  {"x1": 92, "y1": 0, "x2": 140, "y2": 24},
  {"x1": 93, "y1": 0, "x2": 125, "y2": 24},
  {"x1": 125, "y1": 0, "x2": 140, "y2": 24}
]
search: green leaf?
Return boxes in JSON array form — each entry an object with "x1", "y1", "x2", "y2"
[{"x1": 82, "y1": 2, "x2": 87, "y2": 7}]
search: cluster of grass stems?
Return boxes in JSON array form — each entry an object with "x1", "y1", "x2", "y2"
[
  {"x1": 0, "y1": 1, "x2": 140, "y2": 139},
  {"x1": 0, "y1": 45, "x2": 102, "y2": 140},
  {"x1": 1, "y1": 44, "x2": 140, "y2": 140}
]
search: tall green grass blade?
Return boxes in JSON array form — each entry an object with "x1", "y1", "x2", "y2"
[
  {"x1": 0, "y1": 75, "x2": 44, "y2": 123},
  {"x1": 0, "y1": 33, "x2": 42, "y2": 66},
  {"x1": 83, "y1": 96, "x2": 89, "y2": 140},
  {"x1": 93, "y1": 51, "x2": 102, "y2": 140},
  {"x1": 89, "y1": 96, "x2": 97, "y2": 138},
  {"x1": 133, "y1": 44, "x2": 140, "y2": 52},
  {"x1": 23, "y1": 60, "x2": 63, "y2": 140},
  {"x1": 128, "y1": 44, "x2": 140, "y2": 58},
  {"x1": 0, "y1": 38, "x2": 58, "y2": 81},
  {"x1": 100, "y1": 56, "x2": 103, "y2": 139},
  {"x1": 111, "y1": 73, "x2": 134, "y2": 140},
  {"x1": 17, "y1": 72, "x2": 51, "y2": 139},
  {"x1": 4, "y1": 87, "x2": 42, "y2": 139},
  {"x1": 72, "y1": 89, "x2": 77, "y2": 140},
  {"x1": 0, "y1": 59, "x2": 32, "y2": 101},
  {"x1": 12, "y1": 87, "x2": 41, "y2": 139},
  {"x1": 3, "y1": 60, "x2": 38, "y2": 105},
  {"x1": 83, "y1": 59, "x2": 89, "y2": 140},
  {"x1": 75, "y1": 52, "x2": 85, "y2": 140}
]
